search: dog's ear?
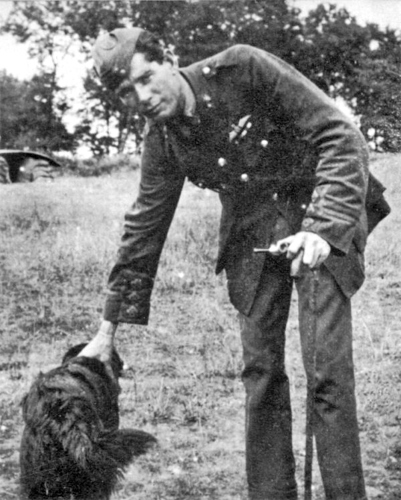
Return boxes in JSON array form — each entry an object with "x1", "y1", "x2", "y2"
[
  {"x1": 62, "y1": 343, "x2": 88, "y2": 364},
  {"x1": 111, "y1": 349, "x2": 124, "y2": 379},
  {"x1": 63, "y1": 343, "x2": 124, "y2": 379}
]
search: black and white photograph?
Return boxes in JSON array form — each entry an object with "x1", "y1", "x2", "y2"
[{"x1": 0, "y1": 1, "x2": 400, "y2": 498}]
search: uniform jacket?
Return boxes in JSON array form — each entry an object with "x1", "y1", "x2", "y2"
[{"x1": 103, "y1": 45, "x2": 390, "y2": 324}]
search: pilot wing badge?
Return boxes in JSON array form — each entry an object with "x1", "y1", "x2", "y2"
[{"x1": 229, "y1": 114, "x2": 252, "y2": 143}]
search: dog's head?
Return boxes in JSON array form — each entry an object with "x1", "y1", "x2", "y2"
[{"x1": 62, "y1": 343, "x2": 124, "y2": 380}]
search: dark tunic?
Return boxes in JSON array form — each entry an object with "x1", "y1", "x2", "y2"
[{"x1": 103, "y1": 44, "x2": 390, "y2": 324}]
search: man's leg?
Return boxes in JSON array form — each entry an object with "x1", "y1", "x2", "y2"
[
  {"x1": 296, "y1": 266, "x2": 367, "y2": 500},
  {"x1": 239, "y1": 257, "x2": 298, "y2": 500}
]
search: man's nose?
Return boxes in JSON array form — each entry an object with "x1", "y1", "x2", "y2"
[{"x1": 136, "y1": 86, "x2": 152, "y2": 107}]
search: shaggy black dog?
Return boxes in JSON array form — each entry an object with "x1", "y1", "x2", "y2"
[{"x1": 20, "y1": 343, "x2": 156, "y2": 500}]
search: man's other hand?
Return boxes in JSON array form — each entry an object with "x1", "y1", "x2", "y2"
[{"x1": 272, "y1": 232, "x2": 331, "y2": 277}]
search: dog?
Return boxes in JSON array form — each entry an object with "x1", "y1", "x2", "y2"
[{"x1": 20, "y1": 343, "x2": 156, "y2": 499}]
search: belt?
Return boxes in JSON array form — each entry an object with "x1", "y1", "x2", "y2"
[{"x1": 189, "y1": 172, "x2": 316, "y2": 197}]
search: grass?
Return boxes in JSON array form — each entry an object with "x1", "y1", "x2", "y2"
[{"x1": 0, "y1": 153, "x2": 401, "y2": 499}]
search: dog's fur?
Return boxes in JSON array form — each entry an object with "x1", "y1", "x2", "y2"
[{"x1": 20, "y1": 343, "x2": 156, "y2": 500}]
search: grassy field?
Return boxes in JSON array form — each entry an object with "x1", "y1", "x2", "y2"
[{"x1": 0, "y1": 152, "x2": 400, "y2": 499}]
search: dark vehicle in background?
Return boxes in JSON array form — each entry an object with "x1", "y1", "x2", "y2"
[{"x1": 0, "y1": 150, "x2": 61, "y2": 184}]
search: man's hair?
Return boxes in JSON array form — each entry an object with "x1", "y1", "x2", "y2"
[{"x1": 135, "y1": 31, "x2": 164, "y2": 64}]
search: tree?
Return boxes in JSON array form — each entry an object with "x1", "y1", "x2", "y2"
[
  {"x1": 1, "y1": 1, "x2": 78, "y2": 151},
  {"x1": 354, "y1": 56, "x2": 401, "y2": 152},
  {"x1": 0, "y1": 71, "x2": 28, "y2": 147},
  {"x1": 0, "y1": 69, "x2": 74, "y2": 151},
  {"x1": 3, "y1": 1, "x2": 401, "y2": 154},
  {"x1": 122, "y1": 0, "x2": 294, "y2": 65},
  {"x1": 74, "y1": 72, "x2": 144, "y2": 156},
  {"x1": 283, "y1": 3, "x2": 401, "y2": 151},
  {"x1": 4, "y1": 0, "x2": 294, "y2": 155}
]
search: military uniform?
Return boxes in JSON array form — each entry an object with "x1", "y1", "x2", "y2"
[{"x1": 103, "y1": 45, "x2": 389, "y2": 499}]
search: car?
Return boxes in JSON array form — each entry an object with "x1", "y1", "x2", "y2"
[{"x1": 0, "y1": 150, "x2": 61, "y2": 184}]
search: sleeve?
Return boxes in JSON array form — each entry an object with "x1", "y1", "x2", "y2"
[
  {"x1": 242, "y1": 46, "x2": 369, "y2": 254},
  {"x1": 103, "y1": 124, "x2": 185, "y2": 324}
]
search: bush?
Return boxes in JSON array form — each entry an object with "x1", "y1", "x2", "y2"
[{"x1": 54, "y1": 153, "x2": 140, "y2": 177}]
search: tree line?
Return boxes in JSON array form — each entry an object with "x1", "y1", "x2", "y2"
[{"x1": 1, "y1": 0, "x2": 400, "y2": 156}]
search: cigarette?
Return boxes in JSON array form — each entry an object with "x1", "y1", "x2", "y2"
[{"x1": 254, "y1": 241, "x2": 290, "y2": 255}]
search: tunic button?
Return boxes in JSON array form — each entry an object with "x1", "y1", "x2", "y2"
[
  {"x1": 301, "y1": 204, "x2": 307, "y2": 210},
  {"x1": 261, "y1": 139, "x2": 269, "y2": 148},
  {"x1": 203, "y1": 94, "x2": 212, "y2": 108},
  {"x1": 272, "y1": 192, "x2": 278, "y2": 201},
  {"x1": 126, "y1": 305, "x2": 138, "y2": 316},
  {"x1": 240, "y1": 173, "x2": 249, "y2": 182},
  {"x1": 198, "y1": 180, "x2": 205, "y2": 188},
  {"x1": 218, "y1": 157, "x2": 227, "y2": 167},
  {"x1": 202, "y1": 66, "x2": 211, "y2": 75}
]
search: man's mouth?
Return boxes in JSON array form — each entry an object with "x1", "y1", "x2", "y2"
[{"x1": 145, "y1": 103, "x2": 160, "y2": 117}]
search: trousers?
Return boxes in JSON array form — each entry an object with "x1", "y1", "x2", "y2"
[{"x1": 239, "y1": 255, "x2": 366, "y2": 500}]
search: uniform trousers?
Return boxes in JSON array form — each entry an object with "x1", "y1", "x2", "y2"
[{"x1": 239, "y1": 255, "x2": 366, "y2": 500}]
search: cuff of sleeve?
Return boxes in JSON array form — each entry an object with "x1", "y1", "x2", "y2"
[
  {"x1": 103, "y1": 292, "x2": 151, "y2": 325},
  {"x1": 301, "y1": 216, "x2": 355, "y2": 255},
  {"x1": 118, "y1": 299, "x2": 150, "y2": 325},
  {"x1": 103, "y1": 273, "x2": 153, "y2": 325}
]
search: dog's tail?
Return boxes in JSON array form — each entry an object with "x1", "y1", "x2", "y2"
[
  {"x1": 99, "y1": 428, "x2": 158, "y2": 467},
  {"x1": 58, "y1": 426, "x2": 157, "y2": 496},
  {"x1": 43, "y1": 402, "x2": 156, "y2": 490},
  {"x1": 62, "y1": 425, "x2": 157, "y2": 469}
]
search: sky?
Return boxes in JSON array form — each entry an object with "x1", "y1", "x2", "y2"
[{"x1": 0, "y1": 1, "x2": 87, "y2": 84}]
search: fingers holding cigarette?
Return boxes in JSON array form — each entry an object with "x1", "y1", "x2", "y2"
[{"x1": 254, "y1": 232, "x2": 331, "y2": 277}]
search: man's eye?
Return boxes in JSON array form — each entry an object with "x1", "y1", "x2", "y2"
[
  {"x1": 140, "y1": 73, "x2": 151, "y2": 84},
  {"x1": 119, "y1": 86, "x2": 134, "y2": 99}
]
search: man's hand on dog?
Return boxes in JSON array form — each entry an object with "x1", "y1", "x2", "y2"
[
  {"x1": 79, "y1": 320, "x2": 117, "y2": 363},
  {"x1": 79, "y1": 321, "x2": 118, "y2": 386}
]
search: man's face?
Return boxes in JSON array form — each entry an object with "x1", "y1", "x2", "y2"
[{"x1": 117, "y1": 52, "x2": 183, "y2": 122}]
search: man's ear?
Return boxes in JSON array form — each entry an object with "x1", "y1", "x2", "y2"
[{"x1": 163, "y1": 48, "x2": 179, "y2": 68}]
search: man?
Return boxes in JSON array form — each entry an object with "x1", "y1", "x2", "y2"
[{"x1": 81, "y1": 27, "x2": 390, "y2": 499}]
